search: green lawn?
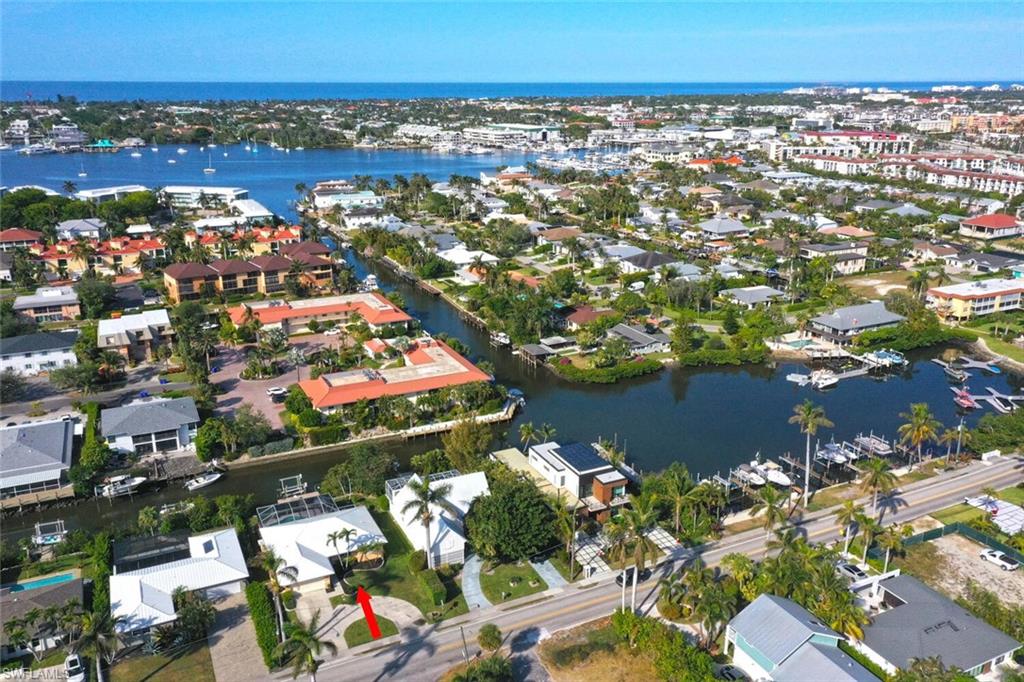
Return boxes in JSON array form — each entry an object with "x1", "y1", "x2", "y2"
[
  {"x1": 806, "y1": 482, "x2": 858, "y2": 512},
  {"x1": 159, "y1": 371, "x2": 191, "y2": 383},
  {"x1": 971, "y1": 329, "x2": 1024, "y2": 364},
  {"x1": 1, "y1": 555, "x2": 85, "y2": 584},
  {"x1": 110, "y1": 644, "x2": 215, "y2": 682},
  {"x1": 343, "y1": 615, "x2": 399, "y2": 647},
  {"x1": 478, "y1": 562, "x2": 547, "y2": 603},
  {"x1": 337, "y1": 509, "x2": 467, "y2": 622},
  {"x1": 931, "y1": 485, "x2": 1024, "y2": 525}
]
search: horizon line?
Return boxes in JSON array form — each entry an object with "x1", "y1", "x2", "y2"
[{"x1": 1, "y1": 78, "x2": 1020, "y2": 85}]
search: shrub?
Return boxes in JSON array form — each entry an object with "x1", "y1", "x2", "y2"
[
  {"x1": 418, "y1": 569, "x2": 447, "y2": 606},
  {"x1": 656, "y1": 598, "x2": 685, "y2": 621},
  {"x1": 247, "y1": 445, "x2": 264, "y2": 457},
  {"x1": 307, "y1": 425, "x2": 348, "y2": 446},
  {"x1": 674, "y1": 346, "x2": 767, "y2": 367},
  {"x1": 261, "y1": 437, "x2": 295, "y2": 456},
  {"x1": 477, "y1": 623, "x2": 502, "y2": 652},
  {"x1": 550, "y1": 358, "x2": 662, "y2": 384},
  {"x1": 297, "y1": 408, "x2": 323, "y2": 428},
  {"x1": 246, "y1": 582, "x2": 280, "y2": 669},
  {"x1": 408, "y1": 550, "x2": 427, "y2": 574}
]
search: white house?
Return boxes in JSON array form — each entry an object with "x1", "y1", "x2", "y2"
[
  {"x1": 110, "y1": 528, "x2": 249, "y2": 634},
  {"x1": 162, "y1": 186, "x2": 249, "y2": 209},
  {"x1": 74, "y1": 185, "x2": 149, "y2": 203},
  {"x1": 56, "y1": 218, "x2": 106, "y2": 240},
  {"x1": 100, "y1": 397, "x2": 200, "y2": 455},
  {"x1": 0, "y1": 331, "x2": 77, "y2": 376},
  {"x1": 386, "y1": 471, "x2": 489, "y2": 567}
]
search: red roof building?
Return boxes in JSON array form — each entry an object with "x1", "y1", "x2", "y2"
[
  {"x1": 227, "y1": 292, "x2": 412, "y2": 333},
  {"x1": 0, "y1": 228, "x2": 44, "y2": 251},
  {"x1": 959, "y1": 214, "x2": 1022, "y2": 241}
]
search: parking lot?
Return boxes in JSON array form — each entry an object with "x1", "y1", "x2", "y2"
[{"x1": 213, "y1": 333, "x2": 346, "y2": 429}]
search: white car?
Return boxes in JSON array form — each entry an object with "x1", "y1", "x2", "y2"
[
  {"x1": 65, "y1": 654, "x2": 86, "y2": 682},
  {"x1": 980, "y1": 549, "x2": 1020, "y2": 571},
  {"x1": 322, "y1": 328, "x2": 342, "y2": 336},
  {"x1": 836, "y1": 562, "x2": 869, "y2": 581},
  {"x1": 265, "y1": 387, "x2": 288, "y2": 397}
]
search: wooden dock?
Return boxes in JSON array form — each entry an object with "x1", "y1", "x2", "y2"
[{"x1": 1, "y1": 486, "x2": 76, "y2": 511}]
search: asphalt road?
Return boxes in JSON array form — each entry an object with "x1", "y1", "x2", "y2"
[{"x1": 271, "y1": 455, "x2": 1023, "y2": 682}]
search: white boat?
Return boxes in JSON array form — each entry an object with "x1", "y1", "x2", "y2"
[
  {"x1": 167, "y1": 159, "x2": 176, "y2": 164},
  {"x1": 816, "y1": 442, "x2": 848, "y2": 464},
  {"x1": 490, "y1": 332, "x2": 511, "y2": 346},
  {"x1": 130, "y1": 150, "x2": 142, "y2": 158},
  {"x1": 753, "y1": 460, "x2": 792, "y2": 487},
  {"x1": 854, "y1": 434, "x2": 893, "y2": 456},
  {"x1": 176, "y1": 147, "x2": 188, "y2": 155},
  {"x1": 810, "y1": 369, "x2": 838, "y2": 390},
  {"x1": 294, "y1": 146, "x2": 305, "y2": 151},
  {"x1": 150, "y1": 146, "x2": 159, "y2": 152},
  {"x1": 786, "y1": 372, "x2": 811, "y2": 386},
  {"x1": 184, "y1": 471, "x2": 222, "y2": 491},
  {"x1": 207, "y1": 143, "x2": 217, "y2": 148},
  {"x1": 359, "y1": 274, "x2": 379, "y2": 291},
  {"x1": 244, "y1": 144, "x2": 251, "y2": 151},
  {"x1": 735, "y1": 463, "x2": 766, "y2": 487},
  {"x1": 203, "y1": 153, "x2": 216, "y2": 174},
  {"x1": 97, "y1": 475, "x2": 147, "y2": 498}
]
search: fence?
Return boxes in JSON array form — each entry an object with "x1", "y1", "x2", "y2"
[{"x1": 867, "y1": 521, "x2": 1024, "y2": 564}]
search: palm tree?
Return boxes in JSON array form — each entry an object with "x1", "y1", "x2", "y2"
[
  {"x1": 273, "y1": 611, "x2": 338, "y2": 682},
  {"x1": 857, "y1": 514, "x2": 882, "y2": 564},
  {"x1": 833, "y1": 500, "x2": 864, "y2": 556},
  {"x1": 327, "y1": 528, "x2": 357, "y2": 584},
  {"x1": 663, "y1": 465, "x2": 694, "y2": 535},
  {"x1": 826, "y1": 590, "x2": 870, "y2": 640},
  {"x1": 860, "y1": 458, "x2": 897, "y2": 519},
  {"x1": 878, "y1": 523, "x2": 913, "y2": 572},
  {"x1": 72, "y1": 612, "x2": 123, "y2": 682},
  {"x1": 400, "y1": 477, "x2": 452, "y2": 570},
  {"x1": 518, "y1": 422, "x2": 539, "y2": 450},
  {"x1": 63, "y1": 180, "x2": 78, "y2": 195},
  {"x1": 259, "y1": 549, "x2": 299, "y2": 642},
  {"x1": 789, "y1": 400, "x2": 834, "y2": 507},
  {"x1": 750, "y1": 484, "x2": 788, "y2": 544},
  {"x1": 603, "y1": 517, "x2": 630, "y2": 611},
  {"x1": 898, "y1": 403, "x2": 940, "y2": 469},
  {"x1": 538, "y1": 423, "x2": 557, "y2": 442},
  {"x1": 620, "y1": 494, "x2": 659, "y2": 611}
]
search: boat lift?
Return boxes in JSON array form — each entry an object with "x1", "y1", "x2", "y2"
[
  {"x1": 31, "y1": 520, "x2": 67, "y2": 547},
  {"x1": 278, "y1": 474, "x2": 307, "y2": 499}
]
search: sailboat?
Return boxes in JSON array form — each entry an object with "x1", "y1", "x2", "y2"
[
  {"x1": 130, "y1": 149, "x2": 142, "y2": 158},
  {"x1": 203, "y1": 153, "x2": 216, "y2": 174},
  {"x1": 77, "y1": 162, "x2": 87, "y2": 178}
]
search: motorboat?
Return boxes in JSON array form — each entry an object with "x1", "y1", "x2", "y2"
[
  {"x1": 490, "y1": 332, "x2": 511, "y2": 347},
  {"x1": 810, "y1": 369, "x2": 839, "y2": 390},
  {"x1": 97, "y1": 475, "x2": 147, "y2": 498},
  {"x1": 816, "y1": 442, "x2": 848, "y2": 465},
  {"x1": 752, "y1": 460, "x2": 792, "y2": 487},
  {"x1": 359, "y1": 274, "x2": 379, "y2": 291},
  {"x1": 176, "y1": 147, "x2": 188, "y2": 155},
  {"x1": 944, "y1": 365, "x2": 969, "y2": 382},
  {"x1": 184, "y1": 471, "x2": 223, "y2": 491},
  {"x1": 130, "y1": 150, "x2": 142, "y2": 158},
  {"x1": 951, "y1": 387, "x2": 979, "y2": 409},
  {"x1": 294, "y1": 146, "x2": 305, "y2": 151},
  {"x1": 734, "y1": 463, "x2": 766, "y2": 487},
  {"x1": 151, "y1": 146, "x2": 159, "y2": 152},
  {"x1": 167, "y1": 159, "x2": 176, "y2": 164}
]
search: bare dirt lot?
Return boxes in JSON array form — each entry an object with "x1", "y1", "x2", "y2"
[{"x1": 898, "y1": 534, "x2": 1024, "y2": 606}]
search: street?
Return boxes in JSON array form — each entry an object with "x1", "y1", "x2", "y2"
[{"x1": 273, "y1": 455, "x2": 1023, "y2": 682}]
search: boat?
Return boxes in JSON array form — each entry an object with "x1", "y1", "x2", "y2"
[
  {"x1": 816, "y1": 442, "x2": 848, "y2": 465},
  {"x1": 786, "y1": 372, "x2": 811, "y2": 386},
  {"x1": 31, "y1": 520, "x2": 67, "y2": 547},
  {"x1": 866, "y1": 348, "x2": 907, "y2": 367},
  {"x1": 18, "y1": 143, "x2": 56, "y2": 155},
  {"x1": 150, "y1": 146, "x2": 158, "y2": 152},
  {"x1": 207, "y1": 143, "x2": 217, "y2": 148},
  {"x1": 951, "y1": 387, "x2": 980, "y2": 409},
  {"x1": 176, "y1": 147, "x2": 188, "y2": 155},
  {"x1": 944, "y1": 365, "x2": 969, "y2": 382},
  {"x1": 359, "y1": 274, "x2": 379, "y2": 291},
  {"x1": 490, "y1": 331, "x2": 511, "y2": 347},
  {"x1": 203, "y1": 153, "x2": 216, "y2": 174},
  {"x1": 184, "y1": 471, "x2": 223, "y2": 491},
  {"x1": 97, "y1": 475, "x2": 147, "y2": 498},
  {"x1": 294, "y1": 146, "x2": 305, "y2": 151},
  {"x1": 130, "y1": 150, "x2": 142, "y2": 158},
  {"x1": 853, "y1": 434, "x2": 893, "y2": 456},
  {"x1": 167, "y1": 159, "x2": 176, "y2": 164},
  {"x1": 810, "y1": 369, "x2": 839, "y2": 390},
  {"x1": 734, "y1": 463, "x2": 766, "y2": 487},
  {"x1": 244, "y1": 143, "x2": 251, "y2": 151},
  {"x1": 752, "y1": 459, "x2": 792, "y2": 487}
]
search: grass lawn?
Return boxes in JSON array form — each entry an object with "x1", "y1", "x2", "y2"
[
  {"x1": 971, "y1": 329, "x2": 1024, "y2": 364},
  {"x1": 110, "y1": 644, "x2": 215, "y2": 682},
  {"x1": 478, "y1": 562, "x2": 547, "y2": 603},
  {"x1": 343, "y1": 615, "x2": 399, "y2": 647},
  {"x1": 159, "y1": 371, "x2": 191, "y2": 383},
  {"x1": 806, "y1": 482, "x2": 858, "y2": 512},
  {"x1": 998, "y1": 486, "x2": 1024, "y2": 506},
  {"x1": 931, "y1": 485, "x2": 1024, "y2": 526},
  {"x1": 337, "y1": 510, "x2": 467, "y2": 622},
  {"x1": 722, "y1": 516, "x2": 767, "y2": 535},
  {"x1": 538, "y1": 618, "x2": 658, "y2": 682},
  {"x1": 899, "y1": 460, "x2": 945, "y2": 484},
  {"x1": 889, "y1": 541, "x2": 947, "y2": 586},
  {"x1": 843, "y1": 270, "x2": 911, "y2": 298},
  {"x1": 0, "y1": 554, "x2": 85, "y2": 584},
  {"x1": 548, "y1": 550, "x2": 582, "y2": 583}
]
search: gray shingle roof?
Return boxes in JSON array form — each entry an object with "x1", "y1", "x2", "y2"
[
  {"x1": 729, "y1": 594, "x2": 839, "y2": 666},
  {"x1": 862, "y1": 575, "x2": 1021, "y2": 672},
  {"x1": 0, "y1": 330, "x2": 77, "y2": 357},
  {"x1": 622, "y1": 251, "x2": 678, "y2": 270},
  {"x1": 699, "y1": 217, "x2": 749, "y2": 235},
  {"x1": 101, "y1": 397, "x2": 199, "y2": 438},
  {"x1": 608, "y1": 323, "x2": 670, "y2": 348},
  {"x1": 771, "y1": 641, "x2": 877, "y2": 682},
  {"x1": 811, "y1": 302, "x2": 904, "y2": 332},
  {"x1": 0, "y1": 418, "x2": 75, "y2": 488},
  {"x1": 721, "y1": 286, "x2": 785, "y2": 306}
]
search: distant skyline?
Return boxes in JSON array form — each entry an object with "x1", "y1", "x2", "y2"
[{"x1": 2, "y1": 2, "x2": 1023, "y2": 84}]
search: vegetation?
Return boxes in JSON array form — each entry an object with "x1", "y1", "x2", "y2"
[
  {"x1": 273, "y1": 612, "x2": 338, "y2": 681},
  {"x1": 466, "y1": 477, "x2": 554, "y2": 562},
  {"x1": 343, "y1": 615, "x2": 399, "y2": 647},
  {"x1": 550, "y1": 356, "x2": 662, "y2": 383},
  {"x1": 478, "y1": 562, "x2": 547, "y2": 603},
  {"x1": 246, "y1": 581, "x2": 282, "y2": 669}
]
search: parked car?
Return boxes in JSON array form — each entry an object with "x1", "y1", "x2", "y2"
[
  {"x1": 836, "y1": 562, "x2": 869, "y2": 581},
  {"x1": 717, "y1": 665, "x2": 748, "y2": 681},
  {"x1": 265, "y1": 387, "x2": 288, "y2": 397},
  {"x1": 980, "y1": 549, "x2": 1020, "y2": 571},
  {"x1": 65, "y1": 654, "x2": 86, "y2": 682},
  {"x1": 323, "y1": 328, "x2": 342, "y2": 336},
  {"x1": 615, "y1": 566, "x2": 652, "y2": 587}
]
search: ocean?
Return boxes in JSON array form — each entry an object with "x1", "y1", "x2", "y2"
[{"x1": 1, "y1": 80, "x2": 1016, "y2": 102}]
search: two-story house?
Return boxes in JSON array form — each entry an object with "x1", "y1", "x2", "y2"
[{"x1": 527, "y1": 442, "x2": 628, "y2": 520}]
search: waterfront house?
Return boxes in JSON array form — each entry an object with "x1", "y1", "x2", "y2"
[
  {"x1": 96, "y1": 309, "x2": 174, "y2": 361},
  {"x1": 0, "y1": 418, "x2": 76, "y2": 501},
  {"x1": 74, "y1": 184, "x2": 149, "y2": 203},
  {"x1": 257, "y1": 494, "x2": 386, "y2": 590},
  {"x1": 618, "y1": 250, "x2": 686, "y2": 275},
  {"x1": 606, "y1": 323, "x2": 671, "y2": 354},
  {"x1": 12, "y1": 286, "x2": 81, "y2": 323},
  {"x1": 856, "y1": 574, "x2": 1019, "y2": 678},
  {"x1": 558, "y1": 304, "x2": 617, "y2": 332},
  {"x1": 161, "y1": 186, "x2": 248, "y2": 209},
  {"x1": 953, "y1": 251, "x2": 1024, "y2": 274},
  {"x1": 808, "y1": 302, "x2": 904, "y2": 345},
  {"x1": 110, "y1": 528, "x2": 248, "y2": 635},
  {"x1": 0, "y1": 330, "x2": 77, "y2": 375},
  {"x1": 228, "y1": 292, "x2": 411, "y2": 335},
  {"x1": 526, "y1": 442, "x2": 628, "y2": 520},
  {"x1": 386, "y1": 470, "x2": 489, "y2": 567},
  {"x1": 0, "y1": 227, "x2": 43, "y2": 252},
  {"x1": 535, "y1": 226, "x2": 582, "y2": 254},
  {"x1": 1, "y1": 576, "x2": 84, "y2": 662},
  {"x1": 725, "y1": 594, "x2": 875, "y2": 682},
  {"x1": 721, "y1": 285, "x2": 786, "y2": 309},
  {"x1": 298, "y1": 337, "x2": 490, "y2": 413},
  {"x1": 959, "y1": 214, "x2": 1022, "y2": 241},
  {"x1": 56, "y1": 218, "x2": 106, "y2": 241},
  {"x1": 101, "y1": 397, "x2": 200, "y2": 455}
]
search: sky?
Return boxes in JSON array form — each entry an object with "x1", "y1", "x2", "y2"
[{"x1": 2, "y1": 1, "x2": 1023, "y2": 83}]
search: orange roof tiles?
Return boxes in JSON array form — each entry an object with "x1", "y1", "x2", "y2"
[{"x1": 227, "y1": 292, "x2": 412, "y2": 327}]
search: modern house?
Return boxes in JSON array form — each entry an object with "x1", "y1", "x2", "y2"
[
  {"x1": 958, "y1": 214, "x2": 1023, "y2": 241},
  {"x1": 161, "y1": 186, "x2": 249, "y2": 209},
  {"x1": 97, "y1": 309, "x2": 174, "y2": 361},
  {"x1": 606, "y1": 323, "x2": 671, "y2": 354},
  {"x1": 927, "y1": 278, "x2": 1024, "y2": 320},
  {"x1": 228, "y1": 292, "x2": 412, "y2": 335},
  {"x1": 526, "y1": 442, "x2": 628, "y2": 520},
  {"x1": 299, "y1": 338, "x2": 490, "y2": 413},
  {"x1": 12, "y1": 287, "x2": 81, "y2": 323},
  {"x1": 809, "y1": 302, "x2": 905, "y2": 345},
  {"x1": 1, "y1": 576, "x2": 84, "y2": 662},
  {"x1": 101, "y1": 397, "x2": 200, "y2": 455},
  {"x1": 857, "y1": 574, "x2": 1020, "y2": 678},
  {"x1": 725, "y1": 594, "x2": 876, "y2": 682},
  {"x1": 257, "y1": 494, "x2": 386, "y2": 590},
  {"x1": 0, "y1": 418, "x2": 76, "y2": 500},
  {"x1": 0, "y1": 331, "x2": 77, "y2": 375},
  {"x1": 386, "y1": 470, "x2": 489, "y2": 567},
  {"x1": 109, "y1": 528, "x2": 248, "y2": 635}
]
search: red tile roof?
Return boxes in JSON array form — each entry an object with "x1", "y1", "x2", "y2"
[
  {"x1": 227, "y1": 292, "x2": 412, "y2": 327},
  {"x1": 961, "y1": 214, "x2": 1019, "y2": 229},
  {"x1": 0, "y1": 228, "x2": 43, "y2": 242}
]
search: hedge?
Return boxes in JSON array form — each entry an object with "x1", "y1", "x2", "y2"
[
  {"x1": 408, "y1": 550, "x2": 427, "y2": 574},
  {"x1": 248, "y1": 437, "x2": 296, "y2": 458},
  {"x1": 674, "y1": 346, "x2": 768, "y2": 367},
  {"x1": 418, "y1": 569, "x2": 447, "y2": 606},
  {"x1": 550, "y1": 358, "x2": 663, "y2": 384},
  {"x1": 306, "y1": 425, "x2": 349, "y2": 446},
  {"x1": 246, "y1": 582, "x2": 280, "y2": 669}
]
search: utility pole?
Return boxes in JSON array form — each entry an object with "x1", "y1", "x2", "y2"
[
  {"x1": 955, "y1": 416, "x2": 965, "y2": 464},
  {"x1": 459, "y1": 626, "x2": 469, "y2": 664}
]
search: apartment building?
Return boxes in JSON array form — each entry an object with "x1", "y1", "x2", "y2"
[
  {"x1": 228, "y1": 292, "x2": 412, "y2": 335},
  {"x1": 97, "y1": 310, "x2": 174, "y2": 361},
  {"x1": 797, "y1": 154, "x2": 880, "y2": 175},
  {"x1": 13, "y1": 287, "x2": 81, "y2": 323},
  {"x1": 31, "y1": 237, "x2": 166, "y2": 277},
  {"x1": 162, "y1": 263, "x2": 220, "y2": 302},
  {"x1": 927, "y1": 278, "x2": 1024, "y2": 320},
  {"x1": 161, "y1": 186, "x2": 249, "y2": 209},
  {"x1": 799, "y1": 130, "x2": 914, "y2": 155},
  {"x1": 0, "y1": 331, "x2": 77, "y2": 375},
  {"x1": 0, "y1": 228, "x2": 44, "y2": 252}
]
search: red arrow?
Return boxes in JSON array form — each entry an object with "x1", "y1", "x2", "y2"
[{"x1": 355, "y1": 586, "x2": 381, "y2": 639}]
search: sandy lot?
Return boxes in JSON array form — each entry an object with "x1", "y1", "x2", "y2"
[{"x1": 918, "y1": 534, "x2": 1024, "y2": 606}]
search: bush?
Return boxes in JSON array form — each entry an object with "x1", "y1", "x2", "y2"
[
  {"x1": 674, "y1": 346, "x2": 767, "y2": 367},
  {"x1": 297, "y1": 408, "x2": 323, "y2": 428},
  {"x1": 656, "y1": 598, "x2": 685, "y2": 621},
  {"x1": 306, "y1": 425, "x2": 348, "y2": 446},
  {"x1": 418, "y1": 569, "x2": 447, "y2": 606},
  {"x1": 248, "y1": 445, "x2": 264, "y2": 457},
  {"x1": 246, "y1": 582, "x2": 280, "y2": 669},
  {"x1": 550, "y1": 357, "x2": 662, "y2": 384},
  {"x1": 478, "y1": 623, "x2": 502, "y2": 652},
  {"x1": 261, "y1": 437, "x2": 295, "y2": 456},
  {"x1": 409, "y1": 550, "x2": 427, "y2": 574}
]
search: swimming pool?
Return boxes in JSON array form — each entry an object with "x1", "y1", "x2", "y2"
[
  {"x1": 787, "y1": 339, "x2": 817, "y2": 349},
  {"x1": 3, "y1": 572, "x2": 75, "y2": 593}
]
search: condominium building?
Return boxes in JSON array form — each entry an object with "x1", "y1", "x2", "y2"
[
  {"x1": 13, "y1": 287, "x2": 81, "y2": 323},
  {"x1": 927, "y1": 278, "x2": 1024, "y2": 320},
  {"x1": 228, "y1": 291, "x2": 412, "y2": 335}
]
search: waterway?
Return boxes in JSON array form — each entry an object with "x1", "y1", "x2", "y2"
[{"x1": 4, "y1": 146, "x2": 1024, "y2": 538}]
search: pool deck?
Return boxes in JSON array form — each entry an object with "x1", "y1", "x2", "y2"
[{"x1": 2, "y1": 568, "x2": 81, "y2": 592}]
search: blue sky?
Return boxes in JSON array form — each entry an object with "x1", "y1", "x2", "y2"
[{"x1": 2, "y1": 2, "x2": 1023, "y2": 83}]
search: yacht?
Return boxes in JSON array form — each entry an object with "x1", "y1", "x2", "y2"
[
  {"x1": 97, "y1": 475, "x2": 147, "y2": 498},
  {"x1": 734, "y1": 463, "x2": 766, "y2": 487},
  {"x1": 184, "y1": 471, "x2": 223, "y2": 491},
  {"x1": 294, "y1": 146, "x2": 305, "y2": 151},
  {"x1": 130, "y1": 150, "x2": 142, "y2": 158},
  {"x1": 151, "y1": 146, "x2": 159, "y2": 152},
  {"x1": 752, "y1": 459, "x2": 792, "y2": 487},
  {"x1": 359, "y1": 274, "x2": 379, "y2": 291},
  {"x1": 810, "y1": 369, "x2": 839, "y2": 390},
  {"x1": 816, "y1": 442, "x2": 848, "y2": 465},
  {"x1": 203, "y1": 152, "x2": 216, "y2": 174},
  {"x1": 167, "y1": 159, "x2": 177, "y2": 164}
]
